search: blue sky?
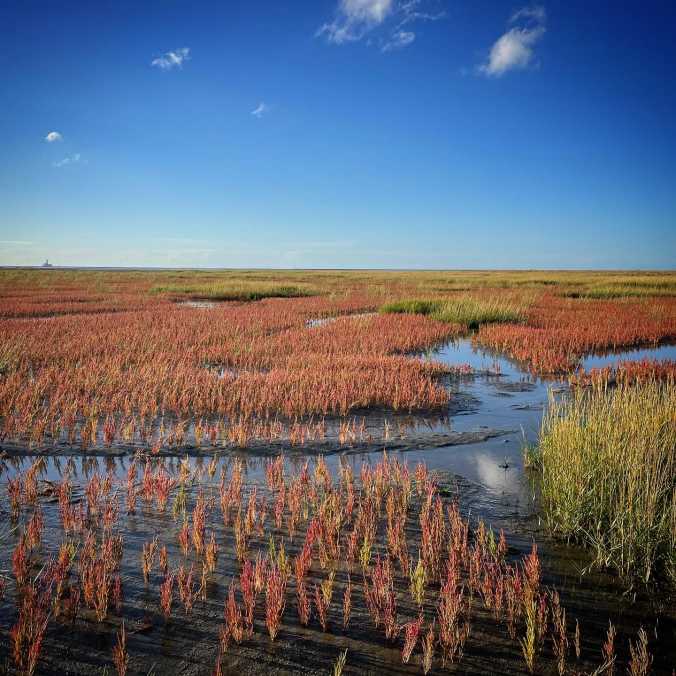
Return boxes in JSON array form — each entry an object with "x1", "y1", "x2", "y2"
[{"x1": 1, "y1": 0, "x2": 675, "y2": 269}]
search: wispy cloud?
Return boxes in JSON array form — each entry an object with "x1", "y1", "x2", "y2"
[
  {"x1": 382, "y1": 29, "x2": 415, "y2": 51},
  {"x1": 510, "y1": 6, "x2": 546, "y2": 24},
  {"x1": 317, "y1": 0, "x2": 443, "y2": 51},
  {"x1": 398, "y1": 0, "x2": 445, "y2": 26},
  {"x1": 53, "y1": 153, "x2": 85, "y2": 168},
  {"x1": 151, "y1": 47, "x2": 191, "y2": 70},
  {"x1": 45, "y1": 131, "x2": 62, "y2": 143},
  {"x1": 251, "y1": 102, "x2": 270, "y2": 119},
  {"x1": 478, "y1": 5, "x2": 546, "y2": 77}
]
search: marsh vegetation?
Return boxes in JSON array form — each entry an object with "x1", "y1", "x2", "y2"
[
  {"x1": 536, "y1": 381, "x2": 675, "y2": 587},
  {"x1": 0, "y1": 268, "x2": 674, "y2": 674}
]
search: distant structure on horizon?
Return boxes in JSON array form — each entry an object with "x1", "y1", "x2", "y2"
[{"x1": 41, "y1": 259, "x2": 53, "y2": 268}]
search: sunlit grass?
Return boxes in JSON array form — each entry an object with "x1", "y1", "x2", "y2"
[
  {"x1": 150, "y1": 282, "x2": 318, "y2": 302},
  {"x1": 563, "y1": 276, "x2": 676, "y2": 298},
  {"x1": 564, "y1": 286, "x2": 676, "y2": 299},
  {"x1": 566, "y1": 285, "x2": 676, "y2": 299},
  {"x1": 380, "y1": 296, "x2": 525, "y2": 329},
  {"x1": 537, "y1": 380, "x2": 676, "y2": 587}
]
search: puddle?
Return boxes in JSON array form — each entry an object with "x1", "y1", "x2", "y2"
[
  {"x1": 406, "y1": 339, "x2": 556, "y2": 506},
  {"x1": 305, "y1": 312, "x2": 376, "y2": 328},
  {"x1": 178, "y1": 300, "x2": 217, "y2": 309},
  {"x1": 580, "y1": 342, "x2": 676, "y2": 370}
]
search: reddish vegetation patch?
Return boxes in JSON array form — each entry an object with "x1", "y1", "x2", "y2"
[
  {"x1": 477, "y1": 295, "x2": 676, "y2": 373},
  {"x1": 0, "y1": 295, "x2": 461, "y2": 448},
  {"x1": 569, "y1": 359, "x2": 676, "y2": 387},
  {"x1": 2, "y1": 454, "x2": 655, "y2": 675},
  {"x1": 0, "y1": 281, "x2": 160, "y2": 318},
  {"x1": 2, "y1": 274, "x2": 675, "y2": 448}
]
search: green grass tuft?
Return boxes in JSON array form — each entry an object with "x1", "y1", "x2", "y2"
[
  {"x1": 150, "y1": 282, "x2": 317, "y2": 302},
  {"x1": 522, "y1": 442, "x2": 542, "y2": 471},
  {"x1": 537, "y1": 380, "x2": 676, "y2": 587},
  {"x1": 379, "y1": 299, "x2": 441, "y2": 315},
  {"x1": 380, "y1": 296, "x2": 524, "y2": 329}
]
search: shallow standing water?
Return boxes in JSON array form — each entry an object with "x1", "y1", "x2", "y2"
[{"x1": 404, "y1": 338, "x2": 676, "y2": 524}]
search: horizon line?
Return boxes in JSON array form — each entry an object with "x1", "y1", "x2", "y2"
[{"x1": 1, "y1": 265, "x2": 675, "y2": 273}]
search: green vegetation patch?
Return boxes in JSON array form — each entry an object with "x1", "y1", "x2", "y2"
[
  {"x1": 537, "y1": 381, "x2": 676, "y2": 587},
  {"x1": 150, "y1": 282, "x2": 318, "y2": 302},
  {"x1": 380, "y1": 296, "x2": 524, "y2": 329}
]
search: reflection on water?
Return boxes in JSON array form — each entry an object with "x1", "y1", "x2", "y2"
[{"x1": 416, "y1": 339, "x2": 556, "y2": 510}]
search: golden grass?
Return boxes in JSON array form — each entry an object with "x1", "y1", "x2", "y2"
[
  {"x1": 536, "y1": 380, "x2": 676, "y2": 587},
  {"x1": 150, "y1": 281, "x2": 317, "y2": 301},
  {"x1": 380, "y1": 296, "x2": 526, "y2": 329},
  {"x1": 564, "y1": 277, "x2": 676, "y2": 299}
]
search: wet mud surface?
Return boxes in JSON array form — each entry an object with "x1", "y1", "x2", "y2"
[{"x1": 0, "y1": 428, "x2": 514, "y2": 461}]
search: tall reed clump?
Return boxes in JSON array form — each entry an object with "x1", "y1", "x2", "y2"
[
  {"x1": 537, "y1": 380, "x2": 676, "y2": 587},
  {"x1": 380, "y1": 296, "x2": 524, "y2": 330}
]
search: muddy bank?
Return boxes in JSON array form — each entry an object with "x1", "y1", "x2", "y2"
[{"x1": 0, "y1": 427, "x2": 513, "y2": 460}]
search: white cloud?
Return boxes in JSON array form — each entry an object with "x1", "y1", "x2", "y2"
[
  {"x1": 318, "y1": 0, "x2": 393, "y2": 44},
  {"x1": 398, "y1": 0, "x2": 445, "y2": 25},
  {"x1": 45, "y1": 131, "x2": 62, "y2": 143},
  {"x1": 510, "y1": 6, "x2": 547, "y2": 24},
  {"x1": 151, "y1": 47, "x2": 190, "y2": 70},
  {"x1": 382, "y1": 29, "x2": 415, "y2": 51},
  {"x1": 251, "y1": 102, "x2": 270, "y2": 119},
  {"x1": 479, "y1": 26, "x2": 545, "y2": 76},
  {"x1": 346, "y1": 0, "x2": 393, "y2": 23},
  {"x1": 478, "y1": 5, "x2": 546, "y2": 77},
  {"x1": 317, "y1": 0, "x2": 441, "y2": 49},
  {"x1": 53, "y1": 153, "x2": 84, "y2": 168}
]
